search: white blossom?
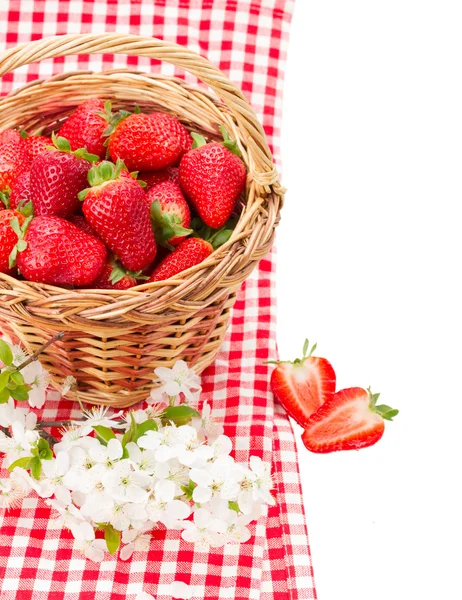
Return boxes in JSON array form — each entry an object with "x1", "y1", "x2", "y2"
[
  {"x1": 72, "y1": 520, "x2": 107, "y2": 562},
  {"x1": 61, "y1": 375, "x2": 77, "y2": 396},
  {"x1": 154, "y1": 361, "x2": 201, "y2": 402},
  {"x1": 78, "y1": 406, "x2": 124, "y2": 436},
  {"x1": 21, "y1": 360, "x2": 50, "y2": 409},
  {"x1": 192, "y1": 400, "x2": 224, "y2": 441},
  {"x1": 120, "y1": 524, "x2": 152, "y2": 560},
  {"x1": 170, "y1": 581, "x2": 194, "y2": 600}
]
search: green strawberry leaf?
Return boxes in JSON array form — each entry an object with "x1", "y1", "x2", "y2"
[
  {"x1": 19, "y1": 129, "x2": 29, "y2": 139},
  {"x1": 0, "y1": 188, "x2": 10, "y2": 209},
  {"x1": 219, "y1": 125, "x2": 242, "y2": 158},
  {"x1": 51, "y1": 131, "x2": 71, "y2": 153},
  {"x1": 191, "y1": 132, "x2": 207, "y2": 148}
]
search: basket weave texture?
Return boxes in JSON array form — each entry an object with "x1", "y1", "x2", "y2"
[{"x1": 0, "y1": 34, "x2": 283, "y2": 408}]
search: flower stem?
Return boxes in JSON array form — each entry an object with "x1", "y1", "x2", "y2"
[{"x1": 15, "y1": 332, "x2": 65, "y2": 372}]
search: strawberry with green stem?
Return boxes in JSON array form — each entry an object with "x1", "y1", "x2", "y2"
[
  {"x1": 102, "y1": 102, "x2": 191, "y2": 172},
  {"x1": 0, "y1": 209, "x2": 32, "y2": 275},
  {"x1": 179, "y1": 126, "x2": 246, "y2": 229},
  {"x1": 269, "y1": 339, "x2": 337, "y2": 426},
  {"x1": 58, "y1": 99, "x2": 108, "y2": 159},
  {"x1": 89, "y1": 256, "x2": 149, "y2": 290},
  {"x1": 147, "y1": 181, "x2": 192, "y2": 249},
  {"x1": 80, "y1": 159, "x2": 157, "y2": 271},
  {"x1": 301, "y1": 387, "x2": 399, "y2": 453},
  {"x1": 20, "y1": 130, "x2": 52, "y2": 161},
  {"x1": 29, "y1": 132, "x2": 98, "y2": 218},
  {"x1": 148, "y1": 220, "x2": 235, "y2": 282}
]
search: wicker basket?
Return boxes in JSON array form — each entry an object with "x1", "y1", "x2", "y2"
[{"x1": 0, "y1": 33, "x2": 283, "y2": 408}]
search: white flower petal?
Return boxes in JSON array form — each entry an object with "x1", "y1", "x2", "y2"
[
  {"x1": 170, "y1": 581, "x2": 194, "y2": 600},
  {"x1": 120, "y1": 542, "x2": 135, "y2": 561},
  {"x1": 190, "y1": 468, "x2": 213, "y2": 487},
  {"x1": 107, "y1": 438, "x2": 123, "y2": 461}
]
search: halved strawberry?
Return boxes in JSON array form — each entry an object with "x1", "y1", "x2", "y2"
[
  {"x1": 270, "y1": 339, "x2": 336, "y2": 426},
  {"x1": 301, "y1": 387, "x2": 398, "y2": 453}
]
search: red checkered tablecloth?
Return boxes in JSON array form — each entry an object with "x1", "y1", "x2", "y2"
[{"x1": 0, "y1": 2, "x2": 317, "y2": 598}]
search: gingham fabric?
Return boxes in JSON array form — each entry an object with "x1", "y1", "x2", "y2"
[{"x1": 0, "y1": 1, "x2": 316, "y2": 598}]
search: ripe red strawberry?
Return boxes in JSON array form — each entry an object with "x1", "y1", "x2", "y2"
[
  {"x1": 139, "y1": 167, "x2": 180, "y2": 190},
  {"x1": 29, "y1": 134, "x2": 97, "y2": 218},
  {"x1": 147, "y1": 181, "x2": 192, "y2": 248},
  {"x1": 179, "y1": 131, "x2": 246, "y2": 229},
  {"x1": 107, "y1": 112, "x2": 186, "y2": 172},
  {"x1": 270, "y1": 340, "x2": 337, "y2": 426},
  {"x1": 9, "y1": 171, "x2": 30, "y2": 210},
  {"x1": 21, "y1": 133, "x2": 52, "y2": 161},
  {"x1": 17, "y1": 216, "x2": 107, "y2": 286},
  {"x1": 0, "y1": 129, "x2": 30, "y2": 192},
  {"x1": 81, "y1": 160, "x2": 157, "y2": 271},
  {"x1": 301, "y1": 387, "x2": 398, "y2": 453},
  {"x1": 147, "y1": 113, "x2": 192, "y2": 158},
  {"x1": 68, "y1": 215, "x2": 99, "y2": 238},
  {"x1": 59, "y1": 99, "x2": 107, "y2": 158},
  {"x1": 89, "y1": 257, "x2": 148, "y2": 290},
  {"x1": 0, "y1": 210, "x2": 26, "y2": 274},
  {"x1": 148, "y1": 237, "x2": 213, "y2": 282}
]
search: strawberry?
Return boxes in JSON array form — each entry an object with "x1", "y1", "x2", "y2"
[
  {"x1": 149, "y1": 114, "x2": 192, "y2": 158},
  {"x1": 9, "y1": 171, "x2": 31, "y2": 210},
  {"x1": 301, "y1": 387, "x2": 398, "y2": 453},
  {"x1": 270, "y1": 339, "x2": 337, "y2": 426},
  {"x1": 179, "y1": 128, "x2": 246, "y2": 229},
  {"x1": 29, "y1": 133, "x2": 97, "y2": 218},
  {"x1": 0, "y1": 129, "x2": 30, "y2": 192},
  {"x1": 59, "y1": 99, "x2": 107, "y2": 158},
  {"x1": 89, "y1": 257, "x2": 148, "y2": 290},
  {"x1": 147, "y1": 181, "x2": 192, "y2": 248},
  {"x1": 148, "y1": 237, "x2": 213, "y2": 282},
  {"x1": 139, "y1": 167, "x2": 180, "y2": 190},
  {"x1": 21, "y1": 132, "x2": 52, "y2": 161},
  {"x1": 17, "y1": 216, "x2": 107, "y2": 286},
  {"x1": 0, "y1": 210, "x2": 28, "y2": 275},
  {"x1": 81, "y1": 160, "x2": 157, "y2": 271},
  {"x1": 68, "y1": 215, "x2": 100, "y2": 238},
  {"x1": 106, "y1": 109, "x2": 188, "y2": 172}
]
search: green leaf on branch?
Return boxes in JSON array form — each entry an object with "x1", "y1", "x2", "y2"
[
  {"x1": 228, "y1": 501, "x2": 240, "y2": 513},
  {"x1": 161, "y1": 405, "x2": 201, "y2": 426},
  {"x1": 10, "y1": 371, "x2": 25, "y2": 386},
  {"x1": 0, "y1": 339, "x2": 13, "y2": 366},
  {"x1": 7, "y1": 456, "x2": 32, "y2": 472},
  {"x1": 133, "y1": 419, "x2": 158, "y2": 442},
  {"x1": 30, "y1": 456, "x2": 42, "y2": 480},
  {"x1": 181, "y1": 479, "x2": 196, "y2": 500},
  {"x1": 9, "y1": 385, "x2": 30, "y2": 401},
  {"x1": 104, "y1": 524, "x2": 121, "y2": 555},
  {"x1": 0, "y1": 388, "x2": 10, "y2": 403},
  {"x1": 93, "y1": 425, "x2": 116, "y2": 445},
  {"x1": 0, "y1": 369, "x2": 11, "y2": 392},
  {"x1": 38, "y1": 438, "x2": 53, "y2": 460},
  {"x1": 122, "y1": 412, "x2": 137, "y2": 447}
]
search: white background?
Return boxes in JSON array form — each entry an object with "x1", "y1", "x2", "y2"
[{"x1": 278, "y1": 1, "x2": 462, "y2": 599}]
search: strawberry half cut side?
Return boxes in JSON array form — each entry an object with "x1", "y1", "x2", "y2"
[
  {"x1": 269, "y1": 339, "x2": 337, "y2": 426},
  {"x1": 302, "y1": 387, "x2": 399, "y2": 453}
]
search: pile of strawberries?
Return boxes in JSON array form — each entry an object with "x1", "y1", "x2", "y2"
[{"x1": 0, "y1": 99, "x2": 246, "y2": 289}]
